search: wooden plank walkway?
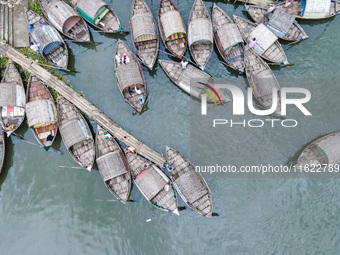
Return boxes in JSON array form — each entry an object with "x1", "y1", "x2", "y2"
[
  {"x1": 0, "y1": 40, "x2": 166, "y2": 167},
  {"x1": 0, "y1": 1, "x2": 30, "y2": 48}
]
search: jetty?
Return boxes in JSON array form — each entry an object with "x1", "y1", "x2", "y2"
[{"x1": 0, "y1": 40, "x2": 166, "y2": 167}]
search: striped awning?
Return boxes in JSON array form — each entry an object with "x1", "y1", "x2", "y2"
[
  {"x1": 160, "y1": 10, "x2": 186, "y2": 40},
  {"x1": 131, "y1": 13, "x2": 157, "y2": 42}
]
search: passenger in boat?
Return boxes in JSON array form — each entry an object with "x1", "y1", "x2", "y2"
[
  {"x1": 181, "y1": 59, "x2": 188, "y2": 69},
  {"x1": 247, "y1": 37, "x2": 257, "y2": 48},
  {"x1": 164, "y1": 163, "x2": 173, "y2": 171},
  {"x1": 115, "y1": 53, "x2": 122, "y2": 64},
  {"x1": 265, "y1": 5, "x2": 276, "y2": 18},
  {"x1": 30, "y1": 44, "x2": 40, "y2": 53},
  {"x1": 139, "y1": 97, "x2": 144, "y2": 104},
  {"x1": 123, "y1": 53, "x2": 130, "y2": 64},
  {"x1": 135, "y1": 86, "x2": 142, "y2": 95},
  {"x1": 126, "y1": 146, "x2": 135, "y2": 154},
  {"x1": 128, "y1": 86, "x2": 134, "y2": 96},
  {"x1": 284, "y1": 0, "x2": 294, "y2": 7}
]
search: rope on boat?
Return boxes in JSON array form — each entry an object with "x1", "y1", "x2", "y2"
[
  {"x1": 146, "y1": 212, "x2": 169, "y2": 222},
  {"x1": 35, "y1": 62, "x2": 79, "y2": 73}
]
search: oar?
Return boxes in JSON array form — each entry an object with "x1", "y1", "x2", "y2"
[
  {"x1": 91, "y1": 30, "x2": 129, "y2": 35},
  {"x1": 158, "y1": 49, "x2": 199, "y2": 68},
  {"x1": 95, "y1": 199, "x2": 135, "y2": 202},
  {"x1": 64, "y1": 39, "x2": 103, "y2": 45},
  {"x1": 180, "y1": 212, "x2": 219, "y2": 218},
  {"x1": 146, "y1": 212, "x2": 169, "y2": 222},
  {"x1": 12, "y1": 132, "x2": 64, "y2": 155}
]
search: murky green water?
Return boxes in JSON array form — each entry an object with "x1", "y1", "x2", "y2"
[{"x1": 1, "y1": 1, "x2": 340, "y2": 254}]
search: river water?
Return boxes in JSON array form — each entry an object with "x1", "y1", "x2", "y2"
[{"x1": 1, "y1": 1, "x2": 340, "y2": 254}]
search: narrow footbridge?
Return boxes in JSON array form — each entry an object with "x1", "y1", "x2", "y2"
[{"x1": 0, "y1": 40, "x2": 166, "y2": 167}]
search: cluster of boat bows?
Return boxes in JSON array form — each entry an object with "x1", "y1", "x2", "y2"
[{"x1": 25, "y1": 0, "x2": 340, "y2": 114}]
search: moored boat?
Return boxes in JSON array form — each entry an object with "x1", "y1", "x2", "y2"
[
  {"x1": 233, "y1": 15, "x2": 289, "y2": 65},
  {"x1": 212, "y1": 4, "x2": 245, "y2": 73},
  {"x1": 297, "y1": 131, "x2": 340, "y2": 169},
  {"x1": 0, "y1": 129, "x2": 5, "y2": 174},
  {"x1": 244, "y1": 48, "x2": 281, "y2": 115},
  {"x1": 125, "y1": 150, "x2": 179, "y2": 215},
  {"x1": 57, "y1": 96, "x2": 95, "y2": 171},
  {"x1": 188, "y1": 0, "x2": 213, "y2": 70},
  {"x1": 245, "y1": 5, "x2": 308, "y2": 42},
  {"x1": 114, "y1": 39, "x2": 146, "y2": 112},
  {"x1": 38, "y1": 0, "x2": 90, "y2": 42},
  {"x1": 68, "y1": 0, "x2": 125, "y2": 33},
  {"x1": 159, "y1": 59, "x2": 230, "y2": 103},
  {"x1": 95, "y1": 126, "x2": 131, "y2": 204},
  {"x1": 276, "y1": 0, "x2": 340, "y2": 20},
  {"x1": 158, "y1": 0, "x2": 187, "y2": 58},
  {"x1": 26, "y1": 10, "x2": 69, "y2": 70},
  {"x1": 130, "y1": 0, "x2": 159, "y2": 70},
  {"x1": 165, "y1": 146, "x2": 212, "y2": 217},
  {"x1": 0, "y1": 60, "x2": 25, "y2": 137},
  {"x1": 232, "y1": 0, "x2": 276, "y2": 7},
  {"x1": 26, "y1": 75, "x2": 58, "y2": 151}
]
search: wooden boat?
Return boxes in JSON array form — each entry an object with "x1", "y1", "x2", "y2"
[
  {"x1": 159, "y1": 59, "x2": 230, "y2": 103},
  {"x1": 0, "y1": 129, "x2": 4, "y2": 174},
  {"x1": 38, "y1": 0, "x2": 90, "y2": 42},
  {"x1": 233, "y1": 0, "x2": 276, "y2": 7},
  {"x1": 187, "y1": 0, "x2": 213, "y2": 70},
  {"x1": 125, "y1": 151, "x2": 179, "y2": 215},
  {"x1": 114, "y1": 39, "x2": 146, "y2": 112},
  {"x1": 276, "y1": 0, "x2": 340, "y2": 20},
  {"x1": 244, "y1": 48, "x2": 281, "y2": 115},
  {"x1": 245, "y1": 5, "x2": 308, "y2": 42},
  {"x1": 297, "y1": 131, "x2": 340, "y2": 169},
  {"x1": 95, "y1": 126, "x2": 131, "y2": 204},
  {"x1": 233, "y1": 15, "x2": 289, "y2": 65},
  {"x1": 0, "y1": 60, "x2": 25, "y2": 137},
  {"x1": 68, "y1": 0, "x2": 126, "y2": 33},
  {"x1": 166, "y1": 146, "x2": 212, "y2": 217},
  {"x1": 57, "y1": 96, "x2": 95, "y2": 171},
  {"x1": 26, "y1": 10, "x2": 69, "y2": 70},
  {"x1": 212, "y1": 4, "x2": 245, "y2": 73},
  {"x1": 26, "y1": 75, "x2": 58, "y2": 151},
  {"x1": 130, "y1": 0, "x2": 159, "y2": 70},
  {"x1": 158, "y1": 0, "x2": 187, "y2": 58}
]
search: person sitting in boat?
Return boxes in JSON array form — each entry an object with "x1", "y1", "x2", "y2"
[
  {"x1": 128, "y1": 86, "x2": 134, "y2": 96},
  {"x1": 115, "y1": 53, "x2": 122, "y2": 64},
  {"x1": 284, "y1": 0, "x2": 294, "y2": 7},
  {"x1": 125, "y1": 146, "x2": 136, "y2": 154},
  {"x1": 123, "y1": 53, "x2": 130, "y2": 64},
  {"x1": 181, "y1": 59, "x2": 188, "y2": 69},
  {"x1": 265, "y1": 5, "x2": 276, "y2": 18},
  {"x1": 139, "y1": 97, "x2": 144, "y2": 105},
  {"x1": 30, "y1": 43, "x2": 40, "y2": 54},
  {"x1": 247, "y1": 37, "x2": 257, "y2": 48},
  {"x1": 135, "y1": 86, "x2": 142, "y2": 95}
]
